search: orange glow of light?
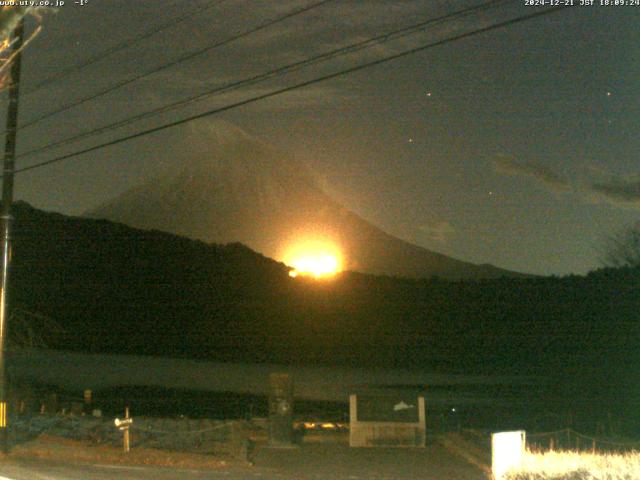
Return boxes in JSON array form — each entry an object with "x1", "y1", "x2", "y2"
[{"x1": 284, "y1": 239, "x2": 342, "y2": 279}]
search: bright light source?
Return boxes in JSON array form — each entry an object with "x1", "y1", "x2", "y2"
[
  {"x1": 492, "y1": 431, "x2": 526, "y2": 479},
  {"x1": 283, "y1": 239, "x2": 342, "y2": 279},
  {"x1": 291, "y1": 254, "x2": 339, "y2": 278}
]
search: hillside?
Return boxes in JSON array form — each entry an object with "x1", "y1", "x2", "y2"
[{"x1": 10, "y1": 201, "x2": 638, "y2": 376}]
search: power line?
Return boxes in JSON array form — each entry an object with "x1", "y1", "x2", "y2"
[
  {"x1": 17, "y1": 0, "x2": 512, "y2": 161},
  {"x1": 18, "y1": 0, "x2": 336, "y2": 131},
  {"x1": 23, "y1": 0, "x2": 228, "y2": 95},
  {"x1": 13, "y1": 5, "x2": 570, "y2": 176}
]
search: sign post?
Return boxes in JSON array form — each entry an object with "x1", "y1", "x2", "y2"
[{"x1": 114, "y1": 407, "x2": 133, "y2": 453}]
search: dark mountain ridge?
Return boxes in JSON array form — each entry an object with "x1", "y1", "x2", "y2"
[{"x1": 9, "y1": 202, "x2": 638, "y2": 381}]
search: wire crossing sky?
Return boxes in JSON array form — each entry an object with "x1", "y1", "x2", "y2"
[
  {"x1": 18, "y1": 0, "x2": 336, "y2": 131},
  {"x1": 7, "y1": 0, "x2": 639, "y2": 276},
  {"x1": 14, "y1": 4, "x2": 567, "y2": 175},
  {"x1": 22, "y1": 0, "x2": 229, "y2": 96},
  {"x1": 16, "y1": 0, "x2": 512, "y2": 161}
]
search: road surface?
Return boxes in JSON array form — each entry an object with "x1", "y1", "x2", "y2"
[{"x1": 0, "y1": 443, "x2": 486, "y2": 479}]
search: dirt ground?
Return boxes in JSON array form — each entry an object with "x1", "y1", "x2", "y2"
[
  {"x1": 6, "y1": 434, "x2": 232, "y2": 469},
  {"x1": 1, "y1": 431, "x2": 488, "y2": 480}
]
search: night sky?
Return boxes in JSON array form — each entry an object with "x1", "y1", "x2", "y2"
[{"x1": 4, "y1": 0, "x2": 638, "y2": 276}]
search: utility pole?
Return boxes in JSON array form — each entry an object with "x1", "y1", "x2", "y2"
[{"x1": 0, "y1": 17, "x2": 25, "y2": 453}]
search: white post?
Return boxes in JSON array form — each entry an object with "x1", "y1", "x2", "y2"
[
  {"x1": 349, "y1": 394, "x2": 357, "y2": 447},
  {"x1": 123, "y1": 407, "x2": 130, "y2": 453}
]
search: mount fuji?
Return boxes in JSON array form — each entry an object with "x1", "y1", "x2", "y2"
[{"x1": 87, "y1": 123, "x2": 524, "y2": 280}]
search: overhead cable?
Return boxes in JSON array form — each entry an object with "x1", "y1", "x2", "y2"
[{"x1": 13, "y1": 5, "x2": 571, "y2": 176}]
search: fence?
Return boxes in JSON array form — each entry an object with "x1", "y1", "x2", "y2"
[
  {"x1": 527, "y1": 428, "x2": 640, "y2": 454},
  {"x1": 9, "y1": 412, "x2": 252, "y2": 457},
  {"x1": 458, "y1": 427, "x2": 640, "y2": 457}
]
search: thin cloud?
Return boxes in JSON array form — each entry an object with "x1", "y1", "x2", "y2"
[
  {"x1": 145, "y1": 68, "x2": 352, "y2": 113},
  {"x1": 590, "y1": 174, "x2": 640, "y2": 209},
  {"x1": 492, "y1": 156, "x2": 571, "y2": 193},
  {"x1": 418, "y1": 220, "x2": 456, "y2": 244},
  {"x1": 210, "y1": 84, "x2": 351, "y2": 111}
]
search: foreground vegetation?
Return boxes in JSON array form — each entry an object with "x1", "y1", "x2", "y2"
[{"x1": 505, "y1": 450, "x2": 640, "y2": 480}]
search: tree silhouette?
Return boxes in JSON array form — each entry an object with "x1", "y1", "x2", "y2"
[{"x1": 602, "y1": 222, "x2": 640, "y2": 268}]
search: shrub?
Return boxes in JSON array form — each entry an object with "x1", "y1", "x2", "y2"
[{"x1": 504, "y1": 451, "x2": 640, "y2": 480}]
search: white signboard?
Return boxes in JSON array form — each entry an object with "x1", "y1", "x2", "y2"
[{"x1": 492, "y1": 430, "x2": 526, "y2": 479}]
